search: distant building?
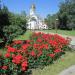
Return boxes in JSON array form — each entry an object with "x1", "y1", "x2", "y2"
[{"x1": 27, "y1": 4, "x2": 48, "y2": 29}]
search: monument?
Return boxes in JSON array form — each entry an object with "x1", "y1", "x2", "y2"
[{"x1": 27, "y1": 4, "x2": 48, "y2": 30}]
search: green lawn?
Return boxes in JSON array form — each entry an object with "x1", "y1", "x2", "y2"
[
  {"x1": 32, "y1": 51, "x2": 75, "y2": 75},
  {"x1": 14, "y1": 30, "x2": 32, "y2": 40},
  {"x1": 14, "y1": 30, "x2": 75, "y2": 41},
  {"x1": 40, "y1": 30, "x2": 75, "y2": 36}
]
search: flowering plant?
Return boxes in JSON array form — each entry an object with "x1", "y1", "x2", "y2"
[{"x1": 0, "y1": 32, "x2": 70, "y2": 75}]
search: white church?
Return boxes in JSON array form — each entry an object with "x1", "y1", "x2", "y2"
[{"x1": 27, "y1": 4, "x2": 48, "y2": 30}]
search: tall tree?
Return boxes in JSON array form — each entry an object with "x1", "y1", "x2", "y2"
[
  {"x1": 58, "y1": 0, "x2": 75, "y2": 30},
  {"x1": 45, "y1": 14, "x2": 57, "y2": 29}
]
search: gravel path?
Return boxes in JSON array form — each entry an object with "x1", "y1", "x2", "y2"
[{"x1": 58, "y1": 65, "x2": 75, "y2": 75}]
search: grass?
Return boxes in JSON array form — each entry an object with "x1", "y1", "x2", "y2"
[
  {"x1": 14, "y1": 30, "x2": 32, "y2": 40},
  {"x1": 14, "y1": 30, "x2": 75, "y2": 41},
  {"x1": 40, "y1": 30, "x2": 75, "y2": 36},
  {"x1": 32, "y1": 51, "x2": 75, "y2": 75}
]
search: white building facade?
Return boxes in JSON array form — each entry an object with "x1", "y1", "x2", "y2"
[{"x1": 27, "y1": 4, "x2": 48, "y2": 30}]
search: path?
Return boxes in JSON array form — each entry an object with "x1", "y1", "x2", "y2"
[{"x1": 59, "y1": 65, "x2": 75, "y2": 75}]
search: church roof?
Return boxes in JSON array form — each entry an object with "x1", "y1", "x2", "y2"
[{"x1": 31, "y1": 4, "x2": 35, "y2": 9}]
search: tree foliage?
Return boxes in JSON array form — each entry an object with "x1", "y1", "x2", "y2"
[
  {"x1": 45, "y1": 0, "x2": 75, "y2": 30},
  {"x1": 44, "y1": 14, "x2": 57, "y2": 29},
  {"x1": 58, "y1": 0, "x2": 75, "y2": 30},
  {"x1": 0, "y1": 2, "x2": 27, "y2": 45}
]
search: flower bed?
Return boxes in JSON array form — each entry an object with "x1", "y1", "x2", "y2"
[{"x1": 0, "y1": 32, "x2": 70, "y2": 75}]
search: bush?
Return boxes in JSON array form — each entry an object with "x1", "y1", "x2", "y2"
[
  {"x1": 0, "y1": 32, "x2": 70, "y2": 75},
  {"x1": 3, "y1": 25, "x2": 26, "y2": 45}
]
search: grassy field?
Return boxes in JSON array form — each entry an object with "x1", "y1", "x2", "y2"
[
  {"x1": 14, "y1": 30, "x2": 32, "y2": 40},
  {"x1": 40, "y1": 30, "x2": 75, "y2": 36},
  {"x1": 14, "y1": 30, "x2": 75, "y2": 40},
  {"x1": 32, "y1": 51, "x2": 75, "y2": 75}
]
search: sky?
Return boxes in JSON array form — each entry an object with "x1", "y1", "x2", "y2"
[{"x1": 1, "y1": 0, "x2": 64, "y2": 18}]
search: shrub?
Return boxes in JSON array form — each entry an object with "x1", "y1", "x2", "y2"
[
  {"x1": 0, "y1": 32, "x2": 70, "y2": 75},
  {"x1": 3, "y1": 25, "x2": 26, "y2": 45},
  {"x1": 0, "y1": 38, "x2": 3, "y2": 43}
]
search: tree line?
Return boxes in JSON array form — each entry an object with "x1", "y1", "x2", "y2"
[
  {"x1": 45, "y1": 0, "x2": 75, "y2": 30},
  {"x1": 0, "y1": 3, "x2": 27, "y2": 45}
]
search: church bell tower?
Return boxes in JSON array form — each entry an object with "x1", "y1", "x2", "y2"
[{"x1": 30, "y1": 4, "x2": 36, "y2": 16}]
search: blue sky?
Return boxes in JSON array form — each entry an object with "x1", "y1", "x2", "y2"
[{"x1": 2, "y1": 0, "x2": 64, "y2": 18}]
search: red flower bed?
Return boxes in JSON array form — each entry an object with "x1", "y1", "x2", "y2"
[{"x1": 0, "y1": 32, "x2": 70, "y2": 75}]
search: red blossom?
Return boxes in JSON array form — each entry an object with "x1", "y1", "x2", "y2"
[
  {"x1": 21, "y1": 61, "x2": 28, "y2": 67},
  {"x1": 2, "y1": 66, "x2": 8, "y2": 70},
  {"x1": 30, "y1": 51, "x2": 36, "y2": 57},
  {"x1": 7, "y1": 47, "x2": 16, "y2": 53},
  {"x1": 48, "y1": 53, "x2": 55, "y2": 58},
  {"x1": 43, "y1": 44, "x2": 49, "y2": 50},
  {"x1": 13, "y1": 40, "x2": 22, "y2": 44},
  {"x1": 21, "y1": 67, "x2": 27, "y2": 71},
  {"x1": 37, "y1": 51, "x2": 42, "y2": 57},
  {"x1": 12, "y1": 54, "x2": 15, "y2": 58},
  {"x1": 12, "y1": 54, "x2": 23, "y2": 64},
  {"x1": 21, "y1": 61, "x2": 28, "y2": 71},
  {"x1": 33, "y1": 44, "x2": 40, "y2": 49},
  {"x1": 54, "y1": 49, "x2": 62, "y2": 53},
  {"x1": 5, "y1": 53, "x2": 10, "y2": 58},
  {"x1": 37, "y1": 38, "x2": 42, "y2": 42},
  {"x1": 49, "y1": 40, "x2": 58, "y2": 48},
  {"x1": 22, "y1": 44, "x2": 30, "y2": 50},
  {"x1": 26, "y1": 40, "x2": 31, "y2": 43}
]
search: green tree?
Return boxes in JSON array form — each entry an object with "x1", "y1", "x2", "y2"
[
  {"x1": 0, "y1": 2, "x2": 27, "y2": 45},
  {"x1": 0, "y1": 5, "x2": 10, "y2": 45},
  {"x1": 58, "y1": 0, "x2": 75, "y2": 30},
  {"x1": 45, "y1": 14, "x2": 57, "y2": 29}
]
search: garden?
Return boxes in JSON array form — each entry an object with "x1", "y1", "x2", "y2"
[
  {"x1": 0, "y1": 0, "x2": 75, "y2": 75},
  {"x1": 0, "y1": 32, "x2": 71, "y2": 75}
]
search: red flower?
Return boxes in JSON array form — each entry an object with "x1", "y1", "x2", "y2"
[
  {"x1": 37, "y1": 51, "x2": 42, "y2": 57},
  {"x1": 21, "y1": 61, "x2": 28, "y2": 71},
  {"x1": 48, "y1": 53, "x2": 55, "y2": 58},
  {"x1": 12, "y1": 54, "x2": 15, "y2": 58},
  {"x1": 7, "y1": 47, "x2": 16, "y2": 53},
  {"x1": 33, "y1": 44, "x2": 40, "y2": 49},
  {"x1": 13, "y1": 40, "x2": 22, "y2": 44},
  {"x1": 26, "y1": 40, "x2": 31, "y2": 43},
  {"x1": 30, "y1": 51, "x2": 36, "y2": 56},
  {"x1": 22, "y1": 44, "x2": 30, "y2": 50},
  {"x1": 12, "y1": 54, "x2": 23, "y2": 64},
  {"x1": 21, "y1": 61, "x2": 28, "y2": 67},
  {"x1": 5, "y1": 53, "x2": 10, "y2": 58},
  {"x1": 49, "y1": 40, "x2": 58, "y2": 48},
  {"x1": 2, "y1": 66, "x2": 8, "y2": 70},
  {"x1": 12, "y1": 59, "x2": 16, "y2": 63},
  {"x1": 54, "y1": 49, "x2": 62, "y2": 53},
  {"x1": 22, "y1": 67, "x2": 27, "y2": 71},
  {"x1": 37, "y1": 38, "x2": 42, "y2": 42},
  {"x1": 43, "y1": 44, "x2": 49, "y2": 50}
]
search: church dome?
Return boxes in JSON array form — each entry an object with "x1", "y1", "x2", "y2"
[{"x1": 31, "y1": 4, "x2": 35, "y2": 10}]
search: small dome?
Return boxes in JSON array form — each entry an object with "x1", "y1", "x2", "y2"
[{"x1": 31, "y1": 4, "x2": 35, "y2": 9}]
